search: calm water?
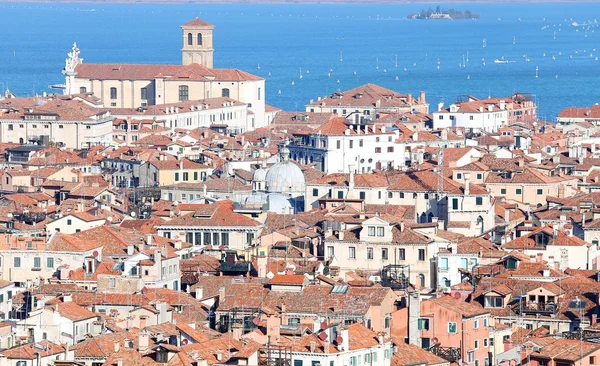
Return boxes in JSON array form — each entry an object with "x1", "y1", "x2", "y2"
[{"x1": 1, "y1": 2, "x2": 600, "y2": 120}]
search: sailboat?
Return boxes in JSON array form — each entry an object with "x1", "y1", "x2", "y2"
[
  {"x1": 513, "y1": 36, "x2": 516, "y2": 45},
  {"x1": 466, "y1": 51, "x2": 469, "y2": 63},
  {"x1": 299, "y1": 68, "x2": 303, "y2": 79},
  {"x1": 437, "y1": 59, "x2": 440, "y2": 70},
  {"x1": 494, "y1": 57, "x2": 509, "y2": 64},
  {"x1": 257, "y1": 63, "x2": 261, "y2": 70},
  {"x1": 482, "y1": 39, "x2": 486, "y2": 48},
  {"x1": 482, "y1": 58, "x2": 486, "y2": 66},
  {"x1": 340, "y1": 51, "x2": 343, "y2": 62},
  {"x1": 535, "y1": 66, "x2": 539, "y2": 78},
  {"x1": 376, "y1": 58, "x2": 379, "y2": 70},
  {"x1": 395, "y1": 55, "x2": 398, "y2": 68}
]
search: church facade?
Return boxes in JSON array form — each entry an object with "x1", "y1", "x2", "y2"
[{"x1": 63, "y1": 18, "x2": 267, "y2": 129}]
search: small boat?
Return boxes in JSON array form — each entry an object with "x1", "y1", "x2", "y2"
[
  {"x1": 268, "y1": 72, "x2": 271, "y2": 76},
  {"x1": 49, "y1": 84, "x2": 66, "y2": 90},
  {"x1": 404, "y1": 67, "x2": 407, "y2": 72},
  {"x1": 383, "y1": 69, "x2": 387, "y2": 73},
  {"x1": 299, "y1": 68, "x2": 303, "y2": 79},
  {"x1": 257, "y1": 63, "x2": 261, "y2": 70},
  {"x1": 513, "y1": 36, "x2": 516, "y2": 44},
  {"x1": 466, "y1": 75, "x2": 471, "y2": 80},
  {"x1": 482, "y1": 58, "x2": 486, "y2": 66},
  {"x1": 327, "y1": 72, "x2": 331, "y2": 77},
  {"x1": 340, "y1": 51, "x2": 343, "y2": 62},
  {"x1": 482, "y1": 39, "x2": 486, "y2": 48},
  {"x1": 494, "y1": 58, "x2": 509, "y2": 64},
  {"x1": 278, "y1": 90, "x2": 282, "y2": 95},
  {"x1": 336, "y1": 79, "x2": 340, "y2": 84},
  {"x1": 376, "y1": 58, "x2": 379, "y2": 70},
  {"x1": 395, "y1": 76, "x2": 399, "y2": 81},
  {"x1": 306, "y1": 70, "x2": 309, "y2": 74},
  {"x1": 395, "y1": 55, "x2": 398, "y2": 67},
  {"x1": 291, "y1": 81, "x2": 295, "y2": 86},
  {"x1": 353, "y1": 71, "x2": 357, "y2": 75},
  {"x1": 572, "y1": 21, "x2": 578, "y2": 26},
  {"x1": 466, "y1": 51, "x2": 469, "y2": 63},
  {"x1": 535, "y1": 66, "x2": 539, "y2": 78}
]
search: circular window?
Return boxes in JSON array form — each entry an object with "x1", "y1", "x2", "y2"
[{"x1": 368, "y1": 158, "x2": 373, "y2": 163}]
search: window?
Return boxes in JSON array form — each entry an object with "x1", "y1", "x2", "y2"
[
  {"x1": 337, "y1": 191, "x2": 343, "y2": 199},
  {"x1": 590, "y1": 356, "x2": 597, "y2": 365},
  {"x1": 110, "y1": 87, "x2": 117, "y2": 100},
  {"x1": 476, "y1": 197, "x2": 483, "y2": 205},
  {"x1": 221, "y1": 232, "x2": 229, "y2": 246},
  {"x1": 452, "y1": 198, "x2": 459, "y2": 210},
  {"x1": 359, "y1": 191, "x2": 365, "y2": 200},
  {"x1": 221, "y1": 88, "x2": 230, "y2": 98},
  {"x1": 418, "y1": 249, "x2": 425, "y2": 261},
  {"x1": 381, "y1": 248, "x2": 388, "y2": 260},
  {"x1": 14, "y1": 257, "x2": 21, "y2": 268},
  {"x1": 193, "y1": 172, "x2": 198, "y2": 180},
  {"x1": 466, "y1": 352, "x2": 475, "y2": 363},
  {"x1": 375, "y1": 147, "x2": 382, "y2": 153},
  {"x1": 109, "y1": 278, "x2": 116, "y2": 288},
  {"x1": 367, "y1": 248, "x2": 374, "y2": 260},
  {"x1": 418, "y1": 318, "x2": 430, "y2": 330},
  {"x1": 33, "y1": 257, "x2": 41, "y2": 268},
  {"x1": 79, "y1": 86, "x2": 87, "y2": 93},
  {"x1": 349, "y1": 140, "x2": 353, "y2": 149},
  {"x1": 7, "y1": 124, "x2": 13, "y2": 131},
  {"x1": 377, "y1": 227, "x2": 384, "y2": 237},
  {"x1": 448, "y1": 322, "x2": 457, "y2": 333},
  {"x1": 387, "y1": 146, "x2": 394, "y2": 152},
  {"x1": 477, "y1": 173, "x2": 483, "y2": 179},
  {"x1": 359, "y1": 139, "x2": 363, "y2": 147},
  {"x1": 197, "y1": 33, "x2": 203, "y2": 45},
  {"x1": 141, "y1": 87, "x2": 148, "y2": 100},
  {"x1": 474, "y1": 320, "x2": 479, "y2": 329},
  {"x1": 399, "y1": 248, "x2": 406, "y2": 260},
  {"x1": 484, "y1": 338, "x2": 489, "y2": 347},
  {"x1": 327, "y1": 246, "x2": 334, "y2": 257},
  {"x1": 178, "y1": 85, "x2": 189, "y2": 102},
  {"x1": 368, "y1": 226, "x2": 376, "y2": 236},
  {"x1": 516, "y1": 188, "x2": 522, "y2": 195},
  {"x1": 537, "y1": 189, "x2": 543, "y2": 195},
  {"x1": 312, "y1": 188, "x2": 319, "y2": 197},
  {"x1": 187, "y1": 33, "x2": 193, "y2": 45},
  {"x1": 440, "y1": 258, "x2": 448, "y2": 270},
  {"x1": 484, "y1": 318, "x2": 488, "y2": 327},
  {"x1": 183, "y1": 172, "x2": 189, "y2": 181},
  {"x1": 501, "y1": 188, "x2": 506, "y2": 194},
  {"x1": 336, "y1": 140, "x2": 341, "y2": 149},
  {"x1": 348, "y1": 247, "x2": 356, "y2": 259},
  {"x1": 485, "y1": 296, "x2": 503, "y2": 308}
]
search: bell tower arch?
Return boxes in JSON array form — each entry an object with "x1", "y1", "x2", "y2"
[{"x1": 181, "y1": 17, "x2": 214, "y2": 68}]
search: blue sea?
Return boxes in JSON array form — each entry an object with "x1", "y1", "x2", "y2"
[{"x1": 1, "y1": 2, "x2": 600, "y2": 120}]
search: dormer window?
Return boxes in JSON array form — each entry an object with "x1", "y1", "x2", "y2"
[{"x1": 485, "y1": 295, "x2": 503, "y2": 308}]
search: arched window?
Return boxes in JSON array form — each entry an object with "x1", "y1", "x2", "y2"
[
  {"x1": 441, "y1": 277, "x2": 450, "y2": 287},
  {"x1": 418, "y1": 274, "x2": 425, "y2": 288},
  {"x1": 197, "y1": 33, "x2": 203, "y2": 45},
  {"x1": 110, "y1": 87, "x2": 117, "y2": 100},
  {"x1": 79, "y1": 87, "x2": 87, "y2": 94},
  {"x1": 179, "y1": 85, "x2": 189, "y2": 102},
  {"x1": 221, "y1": 88, "x2": 230, "y2": 98},
  {"x1": 187, "y1": 33, "x2": 193, "y2": 46},
  {"x1": 477, "y1": 216, "x2": 484, "y2": 234},
  {"x1": 428, "y1": 212, "x2": 434, "y2": 222}
]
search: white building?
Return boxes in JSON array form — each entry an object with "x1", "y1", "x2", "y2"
[
  {"x1": 434, "y1": 99, "x2": 509, "y2": 134},
  {"x1": 287, "y1": 117, "x2": 408, "y2": 173}
]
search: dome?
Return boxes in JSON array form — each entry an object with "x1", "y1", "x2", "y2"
[
  {"x1": 253, "y1": 167, "x2": 267, "y2": 182},
  {"x1": 265, "y1": 147, "x2": 305, "y2": 196}
]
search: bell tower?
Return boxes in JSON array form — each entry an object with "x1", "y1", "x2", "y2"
[{"x1": 181, "y1": 18, "x2": 214, "y2": 68}]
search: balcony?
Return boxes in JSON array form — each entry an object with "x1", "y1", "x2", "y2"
[
  {"x1": 513, "y1": 302, "x2": 558, "y2": 316},
  {"x1": 428, "y1": 344, "x2": 461, "y2": 363}
]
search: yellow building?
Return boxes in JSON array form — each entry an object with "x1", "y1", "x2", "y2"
[{"x1": 139, "y1": 157, "x2": 213, "y2": 187}]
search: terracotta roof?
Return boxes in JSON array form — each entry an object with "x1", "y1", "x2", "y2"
[
  {"x1": 47, "y1": 302, "x2": 97, "y2": 322},
  {"x1": 428, "y1": 295, "x2": 488, "y2": 317},
  {"x1": 0, "y1": 340, "x2": 65, "y2": 359},
  {"x1": 269, "y1": 274, "x2": 306, "y2": 285},
  {"x1": 182, "y1": 17, "x2": 214, "y2": 27},
  {"x1": 157, "y1": 201, "x2": 260, "y2": 228},
  {"x1": 391, "y1": 342, "x2": 448, "y2": 366}
]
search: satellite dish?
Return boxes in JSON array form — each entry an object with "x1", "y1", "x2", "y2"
[
  {"x1": 173, "y1": 201, "x2": 179, "y2": 206},
  {"x1": 130, "y1": 212, "x2": 136, "y2": 218},
  {"x1": 335, "y1": 336, "x2": 343, "y2": 344},
  {"x1": 181, "y1": 339, "x2": 189, "y2": 345},
  {"x1": 432, "y1": 337, "x2": 439, "y2": 344},
  {"x1": 453, "y1": 292, "x2": 462, "y2": 299}
]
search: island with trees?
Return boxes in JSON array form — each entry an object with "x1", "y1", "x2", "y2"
[{"x1": 408, "y1": 6, "x2": 480, "y2": 20}]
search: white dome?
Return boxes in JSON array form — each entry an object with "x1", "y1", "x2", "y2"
[
  {"x1": 265, "y1": 147, "x2": 305, "y2": 196},
  {"x1": 253, "y1": 167, "x2": 267, "y2": 182}
]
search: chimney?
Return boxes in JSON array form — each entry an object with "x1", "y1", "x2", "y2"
[
  {"x1": 500, "y1": 100, "x2": 506, "y2": 110},
  {"x1": 139, "y1": 330, "x2": 149, "y2": 352},
  {"x1": 419, "y1": 91, "x2": 426, "y2": 104},
  {"x1": 504, "y1": 207, "x2": 511, "y2": 222},
  {"x1": 195, "y1": 287, "x2": 204, "y2": 300},
  {"x1": 463, "y1": 172, "x2": 471, "y2": 195},
  {"x1": 146, "y1": 234, "x2": 152, "y2": 246},
  {"x1": 309, "y1": 340, "x2": 317, "y2": 353},
  {"x1": 266, "y1": 316, "x2": 281, "y2": 345},
  {"x1": 536, "y1": 253, "x2": 543, "y2": 263},
  {"x1": 554, "y1": 261, "x2": 560, "y2": 271},
  {"x1": 113, "y1": 341, "x2": 120, "y2": 353},
  {"x1": 127, "y1": 245, "x2": 134, "y2": 256},
  {"x1": 378, "y1": 332, "x2": 385, "y2": 345},
  {"x1": 341, "y1": 328, "x2": 349, "y2": 352},
  {"x1": 216, "y1": 351, "x2": 223, "y2": 362},
  {"x1": 232, "y1": 325, "x2": 243, "y2": 341},
  {"x1": 348, "y1": 165, "x2": 355, "y2": 189},
  {"x1": 593, "y1": 314, "x2": 598, "y2": 325}
]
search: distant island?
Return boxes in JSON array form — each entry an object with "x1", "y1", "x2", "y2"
[{"x1": 408, "y1": 6, "x2": 480, "y2": 20}]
